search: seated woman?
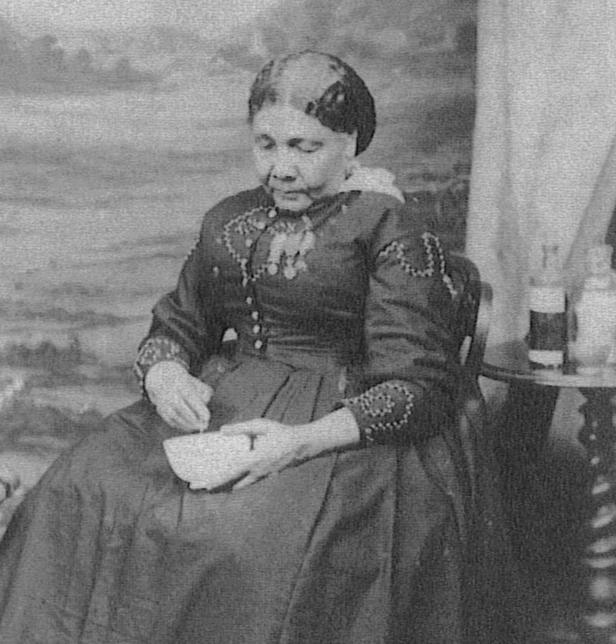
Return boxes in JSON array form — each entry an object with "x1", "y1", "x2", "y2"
[{"x1": 0, "y1": 51, "x2": 520, "y2": 643}]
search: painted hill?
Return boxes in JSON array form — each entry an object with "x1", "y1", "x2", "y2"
[{"x1": 0, "y1": 14, "x2": 158, "y2": 93}]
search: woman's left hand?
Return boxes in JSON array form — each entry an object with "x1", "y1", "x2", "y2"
[
  {"x1": 220, "y1": 408, "x2": 361, "y2": 490},
  {"x1": 220, "y1": 419, "x2": 308, "y2": 490}
]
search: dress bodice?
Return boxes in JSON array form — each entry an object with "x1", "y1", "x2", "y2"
[
  {"x1": 137, "y1": 186, "x2": 460, "y2": 446},
  {"x1": 204, "y1": 194, "x2": 368, "y2": 366}
]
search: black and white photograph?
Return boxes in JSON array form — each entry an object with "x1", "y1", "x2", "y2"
[{"x1": 0, "y1": 1, "x2": 615, "y2": 642}]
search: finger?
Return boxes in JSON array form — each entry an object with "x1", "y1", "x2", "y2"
[
  {"x1": 220, "y1": 419, "x2": 271, "y2": 436},
  {"x1": 172, "y1": 397, "x2": 207, "y2": 429},
  {"x1": 233, "y1": 469, "x2": 280, "y2": 491},
  {"x1": 182, "y1": 390, "x2": 211, "y2": 428},
  {"x1": 158, "y1": 404, "x2": 197, "y2": 432},
  {"x1": 220, "y1": 423, "x2": 251, "y2": 436},
  {"x1": 158, "y1": 409, "x2": 185, "y2": 431},
  {"x1": 194, "y1": 380, "x2": 214, "y2": 404},
  {"x1": 194, "y1": 409, "x2": 210, "y2": 432}
]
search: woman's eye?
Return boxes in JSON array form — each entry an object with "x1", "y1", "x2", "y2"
[
  {"x1": 255, "y1": 138, "x2": 275, "y2": 151},
  {"x1": 296, "y1": 142, "x2": 322, "y2": 154}
]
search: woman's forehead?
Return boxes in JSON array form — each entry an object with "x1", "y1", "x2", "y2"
[{"x1": 251, "y1": 103, "x2": 343, "y2": 140}]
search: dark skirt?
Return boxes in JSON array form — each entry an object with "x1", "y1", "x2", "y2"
[{"x1": 0, "y1": 354, "x2": 523, "y2": 643}]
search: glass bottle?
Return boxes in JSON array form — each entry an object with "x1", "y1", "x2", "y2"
[
  {"x1": 570, "y1": 244, "x2": 616, "y2": 375},
  {"x1": 528, "y1": 244, "x2": 567, "y2": 369}
]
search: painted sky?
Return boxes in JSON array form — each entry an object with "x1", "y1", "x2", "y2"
[{"x1": 0, "y1": 0, "x2": 277, "y2": 35}]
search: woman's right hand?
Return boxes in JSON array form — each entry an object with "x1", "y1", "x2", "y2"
[{"x1": 145, "y1": 361, "x2": 213, "y2": 432}]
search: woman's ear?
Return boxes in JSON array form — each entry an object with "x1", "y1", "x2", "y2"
[{"x1": 345, "y1": 132, "x2": 358, "y2": 160}]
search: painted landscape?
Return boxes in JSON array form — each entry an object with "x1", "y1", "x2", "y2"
[{"x1": 0, "y1": 0, "x2": 476, "y2": 508}]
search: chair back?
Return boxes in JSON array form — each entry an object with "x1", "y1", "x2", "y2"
[{"x1": 448, "y1": 254, "x2": 493, "y2": 378}]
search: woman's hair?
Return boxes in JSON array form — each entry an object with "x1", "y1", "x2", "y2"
[{"x1": 248, "y1": 50, "x2": 376, "y2": 156}]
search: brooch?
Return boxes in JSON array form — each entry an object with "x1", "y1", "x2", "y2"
[
  {"x1": 223, "y1": 208, "x2": 316, "y2": 285},
  {"x1": 266, "y1": 215, "x2": 315, "y2": 279}
]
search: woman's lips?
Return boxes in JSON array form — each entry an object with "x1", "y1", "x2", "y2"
[
  {"x1": 270, "y1": 189, "x2": 308, "y2": 204},
  {"x1": 271, "y1": 188, "x2": 305, "y2": 197}
]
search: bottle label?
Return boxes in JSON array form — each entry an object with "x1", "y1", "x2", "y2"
[
  {"x1": 528, "y1": 285, "x2": 567, "y2": 368},
  {"x1": 529, "y1": 309, "x2": 566, "y2": 346},
  {"x1": 528, "y1": 348, "x2": 564, "y2": 367}
]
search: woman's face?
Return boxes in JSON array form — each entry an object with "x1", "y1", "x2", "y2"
[{"x1": 251, "y1": 103, "x2": 356, "y2": 212}]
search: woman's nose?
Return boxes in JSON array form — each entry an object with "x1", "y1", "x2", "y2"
[{"x1": 271, "y1": 149, "x2": 297, "y2": 180}]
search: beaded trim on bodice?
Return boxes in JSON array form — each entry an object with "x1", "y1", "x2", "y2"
[
  {"x1": 378, "y1": 232, "x2": 457, "y2": 299},
  {"x1": 220, "y1": 206, "x2": 316, "y2": 287}
]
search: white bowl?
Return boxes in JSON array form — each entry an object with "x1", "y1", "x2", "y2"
[{"x1": 163, "y1": 432, "x2": 254, "y2": 490}]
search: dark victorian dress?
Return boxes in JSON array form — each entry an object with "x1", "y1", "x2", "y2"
[{"x1": 0, "y1": 187, "x2": 520, "y2": 643}]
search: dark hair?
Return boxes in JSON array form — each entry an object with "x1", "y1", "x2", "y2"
[{"x1": 248, "y1": 51, "x2": 376, "y2": 156}]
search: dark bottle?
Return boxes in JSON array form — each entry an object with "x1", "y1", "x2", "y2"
[{"x1": 528, "y1": 244, "x2": 566, "y2": 369}]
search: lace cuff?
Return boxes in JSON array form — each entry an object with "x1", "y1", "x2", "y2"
[
  {"x1": 342, "y1": 380, "x2": 415, "y2": 447},
  {"x1": 134, "y1": 336, "x2": 190, "y2": 398}
]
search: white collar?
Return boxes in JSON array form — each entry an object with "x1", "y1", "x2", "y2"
[{"x1": 339, "y1": 163, "x2": 405, "y2": 203}]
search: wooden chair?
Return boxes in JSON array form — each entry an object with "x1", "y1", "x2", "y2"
[
  {"x1": 448, "y1": 253, "x2": 493, "y2": 376},
  {"x1": 447, "y1": 253, "x2": 494, "y2": 482}
]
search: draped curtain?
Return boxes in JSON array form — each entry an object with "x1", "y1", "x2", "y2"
[{"x1": 467, "y1": 0, "x2": 616, "y2": 346}]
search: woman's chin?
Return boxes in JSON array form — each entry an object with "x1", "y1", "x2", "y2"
[{"x1": 272, "y1": 192, "x2": 312, "y2": 212}]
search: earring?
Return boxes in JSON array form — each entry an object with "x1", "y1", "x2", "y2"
[{"x1": 345, "y1": 159, "x2": 359, "y2": 180}]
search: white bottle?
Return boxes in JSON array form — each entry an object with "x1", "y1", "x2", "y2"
[{"x1": 572, "y1": 245, "x2": 616, "y2": 374}]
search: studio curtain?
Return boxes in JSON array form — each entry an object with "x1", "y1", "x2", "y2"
[{"x1": 467, "y1": 0, "x2": 616, "y2": 346}]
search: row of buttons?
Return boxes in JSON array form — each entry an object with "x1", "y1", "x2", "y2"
[{"x1": 246, "y1": 295, "x2": 265, "y2": 351}]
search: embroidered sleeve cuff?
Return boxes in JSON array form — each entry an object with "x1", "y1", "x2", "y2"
[
  {"x1": 133, "y1": 336, "x2": 190, "y2": 398},
  {"x1": 342, "y1": 380, "x2": 415, "y2": 447}
]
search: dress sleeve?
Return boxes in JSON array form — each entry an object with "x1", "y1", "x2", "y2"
[
  {"x1": 341, "y1": 204, "x2": 461, "y2": 447},
  {"x1": 133, "y1": 216, "x2": 225, "y2": 390}
]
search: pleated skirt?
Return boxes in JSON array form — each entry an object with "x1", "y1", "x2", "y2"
[{"x1": 0, "y1": 353, "x2": 518, "y2": 643}]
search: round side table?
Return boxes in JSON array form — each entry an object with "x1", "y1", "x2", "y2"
[{"x1": 483, "y1": 340, "x2": 616, "y2": 644}]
